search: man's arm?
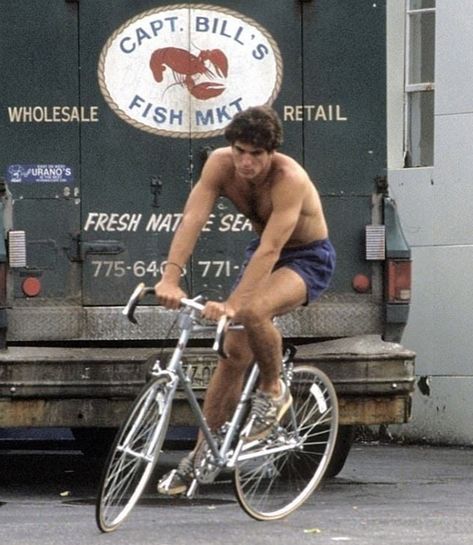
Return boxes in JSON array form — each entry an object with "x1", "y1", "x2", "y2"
[{"x1": 155, "y1": 155, "x2": 222, "y2": 307}]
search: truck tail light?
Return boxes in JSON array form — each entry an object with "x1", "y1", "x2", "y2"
[
  {"x1": 386, "y1": 260, "x2": 411, "y2": 303},
  {"x1": 22, "y1": 276, "x2": 42, "y2": 297}
]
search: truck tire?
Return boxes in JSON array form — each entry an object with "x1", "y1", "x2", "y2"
[{"x1": 324, "y1": 425, "x2": 356, "y2": 478}]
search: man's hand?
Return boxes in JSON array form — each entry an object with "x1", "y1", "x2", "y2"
[
  {"x1": 202, "y1": 300, "x2": 236, "y2": 321},
  {"x1": 154, "y1": 279, "x2": 187, "y2": 309}
]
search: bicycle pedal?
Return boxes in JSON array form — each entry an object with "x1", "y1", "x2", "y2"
[{"x1": 186, "y1": 478, "x2": 198, "y2": 499}]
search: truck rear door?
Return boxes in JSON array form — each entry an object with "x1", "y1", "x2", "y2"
[
  {"x1": 0, "y1": 1, "x2": 81, "y2": 303},
  {"x1": 302, "y1": 1, "x2": 387, "y2": 294},
  {"x1": 189, "y1": 2, "x2": 303, "y2": 296},
  {"x1": 79, "y1": 1, "x2": 303, "y2": 304},
  {"x1": 80, "y1": 1, "x2": 190, "y2": 305}
]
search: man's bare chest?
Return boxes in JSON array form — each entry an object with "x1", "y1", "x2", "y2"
[{"x1": 223, "y1": 182, "x2": 272, "y2": 226}]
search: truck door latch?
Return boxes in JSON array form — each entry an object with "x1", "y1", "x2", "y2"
[
  {"x1": 67, "y1": 234, "x2": 125, "y2": 262},
  {"x1": 81, "y1": 240, "x2": 125, "y2": 258}
]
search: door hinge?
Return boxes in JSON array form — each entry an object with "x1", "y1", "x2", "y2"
[
  {"x1": 150, "y1": 176, "x2": 163, "y2": 208},
  {"x1": 67, "y1": 233, "x2": 81, "y2": 262}
]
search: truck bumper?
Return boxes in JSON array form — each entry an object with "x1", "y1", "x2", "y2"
[
  {"x1": 0, "y1": 335, "x2": 415, "y2": 427},
  {"x1": 294, "y1": 335, "x2": 415, "y2": 425}
]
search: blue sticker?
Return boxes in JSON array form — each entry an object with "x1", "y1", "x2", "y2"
[{"x1": 7, "y1": 164, "x2": 74, "y2": 183}]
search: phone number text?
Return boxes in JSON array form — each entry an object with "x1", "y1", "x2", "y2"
[{"x1": 90, "y1": 260, "x2": 240, "y2": 278}]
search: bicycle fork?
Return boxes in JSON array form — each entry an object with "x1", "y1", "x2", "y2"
[{"x1": 117, "y1": 375, "x2": 178, "y2": 464}]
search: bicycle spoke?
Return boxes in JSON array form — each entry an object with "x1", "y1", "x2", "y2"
[{"x1": 234, "y1": 366, "x2": 339, "y2": 520}]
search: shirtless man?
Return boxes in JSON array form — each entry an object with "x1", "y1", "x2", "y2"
[{"x1": 155, "y1": 106, "x2": 335, "y2": 495}]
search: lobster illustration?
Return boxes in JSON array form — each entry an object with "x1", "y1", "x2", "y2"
[{"x1": 149, "y1": 47, "x2": 228, "y2": 100}]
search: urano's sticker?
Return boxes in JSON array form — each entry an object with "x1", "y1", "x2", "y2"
[{"x1": 7, "y1": 164, "x2": 73, "y2": 183}]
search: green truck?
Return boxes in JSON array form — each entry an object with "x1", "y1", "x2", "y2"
[{"x1": 0, "y1": 0, "x2": 414, "y2": 472}]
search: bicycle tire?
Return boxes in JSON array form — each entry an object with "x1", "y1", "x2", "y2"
[
  {"x1": 233, "y1": 365, "x2": 339, "y2": 520},
  {"x1": 96, "y1": 374, "x2": 173, "y2": 532}
]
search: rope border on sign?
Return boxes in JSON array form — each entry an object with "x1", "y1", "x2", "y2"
[{"x1": 97, "y1": 4, "x2": 283, "y2": 139}]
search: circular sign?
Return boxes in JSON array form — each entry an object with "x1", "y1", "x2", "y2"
[{"x1": 98, "y1": 4, "x2": 283, "y2": 138}]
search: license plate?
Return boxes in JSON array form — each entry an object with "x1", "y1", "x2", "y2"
[{"x1": 183, "y1": 361, "x2": 217, "y2": 389}]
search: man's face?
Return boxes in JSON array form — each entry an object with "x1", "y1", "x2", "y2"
[{"x1": 231, "y1": 141, "x2": 272, "y2": 180}]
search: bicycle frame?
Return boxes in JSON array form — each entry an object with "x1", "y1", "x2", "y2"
[
  {"x1": 144, "y1": 299, "x2": 301, "y2": 496},
  {"x1": 143, "y1": 302, "x2": 256, "y2": 490}
]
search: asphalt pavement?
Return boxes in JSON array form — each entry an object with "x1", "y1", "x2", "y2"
[{"x1": 0, "y1": 442, "x2": 472, "y2": 544}]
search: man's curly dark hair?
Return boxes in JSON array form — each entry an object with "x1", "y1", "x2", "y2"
[{"x1": 224, "y1": 106, "x2": 283, "y2": 152}]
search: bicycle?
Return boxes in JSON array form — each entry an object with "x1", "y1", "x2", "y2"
[{"x1": 95, "y1": 283, "x2": 339, "y2": 532}]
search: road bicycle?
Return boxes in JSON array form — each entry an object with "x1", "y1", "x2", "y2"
[{"x1": 96, "y1": 283, "x2": 339, "y2": 532}]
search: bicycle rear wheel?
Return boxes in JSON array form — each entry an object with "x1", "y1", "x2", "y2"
[
  {"x1": 234, "y1": 365, "x2": 338, "y2": 520},
  {"x1": 96, "y1": 374, "x2": 173, "y2": 532}
]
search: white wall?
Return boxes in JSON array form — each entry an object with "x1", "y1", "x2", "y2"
[{"x1": 387, "y1": 0, "x2": 473, "y2": 444}]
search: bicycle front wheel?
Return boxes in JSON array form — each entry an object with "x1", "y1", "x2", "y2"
[
  {"x1": 234, "y1": 365, "x2": 339, "y2": 520},
  {"x1": 96, "y1": 374, "x2": 173, "y2": 532}
]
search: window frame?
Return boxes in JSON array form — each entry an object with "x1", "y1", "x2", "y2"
[{"x1": 404, "y1": 1, "x2": 435, "y2": 167}]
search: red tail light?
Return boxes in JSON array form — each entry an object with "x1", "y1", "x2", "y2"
[
  {"x1": 22, "y1": 276, "x2": 42, "y2": 297},
  {"x1": 386, "y1": 260, "x2": 411, "y2": 303}
]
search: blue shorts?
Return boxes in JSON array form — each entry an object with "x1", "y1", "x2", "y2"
[{"x1": 233, "y1": 238, "x2": 336, "y2": 305}]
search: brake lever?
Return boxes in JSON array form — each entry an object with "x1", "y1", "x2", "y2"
[{"x1": 212, "y1": 315, "x2": 229, "y2": 359}]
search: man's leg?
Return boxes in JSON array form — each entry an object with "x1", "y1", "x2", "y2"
[
  {"x1": 202, "y1": 266, "x2": 307, "y2": 426},
  {"x1": 157, "y1": 331, "x2": 253, "y2": 496},
  {"x1": 238, "y1": 267, "x2": 307, "y2": 395},
  {"x1": 201, "y1": 331, "x2": 253, "y2": 431},
  {"x1": 233, "y1": 267, "x2": 307, "y2": 441}
]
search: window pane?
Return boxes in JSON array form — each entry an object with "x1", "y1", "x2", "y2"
[
  {"x1": 407, "y1": 91, "x2": 434, "y2": 167},
  {"x1": 409, "y1": 0, "x2": 435, "y2": 9},
  {"x1": 408, "y1": 12, "x2": 435, "y2": 84}
]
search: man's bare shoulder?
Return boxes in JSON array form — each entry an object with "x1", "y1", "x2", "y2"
[
  {"x1": 207, "y1": 146, "x2": 234, "y2": 169},
  {"x1": 272, "y1": 152, "x2": 312, "y2": 188},
  {"x1": 200, "y1": 146, "x2": 234, "y2": 187}
]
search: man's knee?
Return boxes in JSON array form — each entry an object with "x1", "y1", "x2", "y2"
[
  {"x1": 236, "y1": 301, "x2": 270, "y2": 327},
  {"x1": 223, "y1": 333, "x2": 253, "y2": 367}
]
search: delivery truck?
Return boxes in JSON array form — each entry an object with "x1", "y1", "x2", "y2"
[{"x1": 0, "y1": 0, "x2": 415, "y2": 473}]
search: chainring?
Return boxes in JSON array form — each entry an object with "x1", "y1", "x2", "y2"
[{"x1": 193, "y1": 441, "x2": 222, "y2": 484}]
